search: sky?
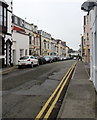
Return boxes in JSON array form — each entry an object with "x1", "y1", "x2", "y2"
[{"x1": 13, "y1": 0, "x2": 86, "y2": 50}]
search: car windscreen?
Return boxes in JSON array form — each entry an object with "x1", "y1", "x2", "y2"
[
  {"x1": 44, "y1": 56, "x2": 49, "y2": 58},
  {"x1": 20, "y1": 56, "x2": 29, "y2": 60}
]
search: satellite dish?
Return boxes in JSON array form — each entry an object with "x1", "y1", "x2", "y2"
[
  {"x1": 0, "y1": 0, "x2": 7, "y2": 4},
  {"x1": 81, "y1": 1, "x2": 97, "y2": 12}
]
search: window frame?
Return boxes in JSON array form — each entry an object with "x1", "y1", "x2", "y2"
[
  {"x1": 44, "y1": 41, "x2": 46, "y2": 49},
  {"x1": 0, "y1": 1, "x2": 8, "y2": 33}
]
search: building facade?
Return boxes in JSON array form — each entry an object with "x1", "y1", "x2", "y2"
[
  {"x1": 89, "y1": 5, "x2": 97, "y2": 91},
  {"x1": 65, "y1": 46, "x2": 70, "y2": 58},
  {"x1": 57, "y1": 39, "x2": 66, "y2": 57},
  {"x1": 33, "y1": 25, "x2": 40, "y2": 56},
  {"x1": 24, "y1": 22, "x2": 34, "y2": 56},
  {"x1": 0, "y1": 0, "x2": 13, "y2": 67},
  {"x1": 81, "y1": 1, "x2": 97, "y2": 91},
  {"x1": 0, "y1": 1, "x2": 69, "y2": 66},
  {"x1": 12, "y1": 15, "x2": 30, "y2": 65},
  {"x1": 82, "y1": 15, "x2": 90, "y2": 63},
  {"x1": 80, "y1": 35, "x2": 84, "y2": 58},
  {"x1": 51, "y1": 38, "x2": 58, "y2": 56},
  {"x1": 38, "y1": 30, "x2": 52, "y2": 56}
]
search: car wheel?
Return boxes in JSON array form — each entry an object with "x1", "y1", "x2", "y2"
[
  {"x1": 18, "y1": 65, "x2": 21, "y2": 69},
  {"x1": 50, "y1": 60, "x2": 52, "y2": 63},
  {"x1": 41, "y1": 61, "x2": 43, "y2": 65},
  {"x1": 37, "y1": 61, "x2": 39, "y2": 66},
  {"x1": 30, "y1": 63, "x2": 33, "y2": 68}
]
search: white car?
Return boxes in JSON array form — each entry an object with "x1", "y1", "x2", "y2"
[
  {"x1": 63, "y1": 57, "x2": 67, "y2": 60},
  {"x1": 73, "y1": 57, "x2": 77, "y2": 60},
  {"x1": 18, "y1": 56, "x2": 39, "y2": 68}
]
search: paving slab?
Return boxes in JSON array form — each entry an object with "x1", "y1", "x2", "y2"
[
  {"x1": 0, "y1": 66, "x2": 17, "y2": 75},
  {"x1": 58, "y1": 61, "x2": 96, "y2": 119}
]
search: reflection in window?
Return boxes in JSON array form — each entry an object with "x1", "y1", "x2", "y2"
[
  {"x1": 4, "y1": 8, "x2": 7, "y2": 26},
  {"x1": 0, "y1": 16, "x2": 3, "y2": 26},
  {"x1": 14, "y1": 16, "x2": 18, "y2": 25},
  {"x1": 48, "y1": 41, "x2": 49, "y2": 49},
  {"x1": 29, "y1": 50, "x2": 32, "y2": 55},
  {"x1": 0, "y1": 5, "x2": 7, "y2": 27},
  {"x1": 20, "y1": 19, "x2": 24, "y2": 27},
  {"x1": 4, "y1": 17, "x2": 6, "y2": 26},
  {"x1": 0, "y1": 6, "x2": 2, "y2": 15},
  {"x1": 0, "y1": 5, "x2": 3, "y2": 25},
  {"x1": 24, "y1": 23, "x2": 32, "y2": 30},
  {"x1": 44, "y1": 42, "x2": 46, "y2": 49},
  {"x1": 25, "y1": 49, "x2": 27, "y2": 55},
  {"x1": 20, "y1": 49, "x2": 24, "y2": 57},
  {"x1": 29, "y1": 36, "x2": 32, "y2": 44},
  {"x1": 36, "y1": 37, "x2": 39, "y2": 46},
  {"x1": 32, "y1": 36, "x2": 34, "y2": 45}
]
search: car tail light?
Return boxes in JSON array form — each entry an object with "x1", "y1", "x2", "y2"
[{"x1": 27, "y1": 59, "x2": 30, "y2": 61}]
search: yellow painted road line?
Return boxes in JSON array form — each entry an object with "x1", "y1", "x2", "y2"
[
  {"x1": 44, "y1": 63, "x2": 76, "y2": 119},
  {"x1": 35, "y1": 62, "x2": 76, "y2": 119}
]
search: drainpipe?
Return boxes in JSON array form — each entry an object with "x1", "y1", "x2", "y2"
[{"x1": 40, "y1": 35, "x2": 41, "y2": 55}]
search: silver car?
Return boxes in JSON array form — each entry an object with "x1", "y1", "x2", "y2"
[{"x1": 18, "y1": 56, "x2": 39, "y2": 68}]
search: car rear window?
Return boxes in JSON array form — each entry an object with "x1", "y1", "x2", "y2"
[
  {"x1": 30, "y1": 56, "x2": 35, "y2": 59},
  {"x1": 20, "y1": 56, "x2": 29, "y2": 60},
  {"x1": 44, "y1": 56, "x2": 49, "y2": 58}
]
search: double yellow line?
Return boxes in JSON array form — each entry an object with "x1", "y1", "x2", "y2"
[{"x1": 35, "y1": 62, "x2": 77, "y2": 119}]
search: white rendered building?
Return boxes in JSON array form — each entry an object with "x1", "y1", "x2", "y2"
[
  {"x1": 12, "y1": 15, "x2": 30, "y2": 65},
  {"x1": 81, "y1": 0, "x2": 97, "y2": 91}
]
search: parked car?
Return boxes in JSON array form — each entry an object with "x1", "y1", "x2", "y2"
[
  {"x1": 63, "y1": 57, "x2": 67, "y2": 60},
  {"x1": 44, "y1": 56, "x2": 53, "y2": 63},
  {"x1": 58, "y1": 57, "x2": 64, "y2": 61},
  {"x1": 53, "y1": 56, "x2": 60, "y2": 61},
  {"x1": 73, "y1": 57, "x2": 77, "y2": 60},
  {"x1": 35, "y1": 56, "x2": 46, "y2": 65},
  {"x1": 18, "y1": 56, "x2": 39, "y2": 68},
  {"x1": 50, "y1": 56, "x2": 58, "y2": 62},
  {"x1": 49, "y1": 56, "x2": 55, "y2": 62}
]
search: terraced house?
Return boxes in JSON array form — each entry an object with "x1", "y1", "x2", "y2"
[
  {"x1": 57, "y1": 39, "x2": 66, "y2": 57},
  {"x1": 82, "y1": 15, "x2": 90, "y2": 63},
  {"x1": 33, "y1": 25, "x2": 40, "y2": 56},
  {"x1": 12, "y1": 14, "x2": 41, "y2": 65},
  {"x1": 51, "y1": 37, "x2": 58, "y2": 56},
  {"x1": 0, "y1": 1, "x2": 69, "y2": 66},
  {"x1": 38, "y1": 30, "x2": 53, "y2": 56},
  {"x1": 0, "y1": 0, "x2": 13, "y2": 67},
  {"x1": 12, "y1": 15, "x2": 30, "y2": 65}
]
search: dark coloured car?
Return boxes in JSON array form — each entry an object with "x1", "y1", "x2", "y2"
[
  {"x1": 44, "y1": 56, "x2": 53, "y2": 63},
  {"x1": 35, "y1": 56, "x2": 46, "y2": 65}
]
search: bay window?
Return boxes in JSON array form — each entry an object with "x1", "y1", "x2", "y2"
[{"x1": 0, "y1": 1, "x2": 8, "y2": 33}]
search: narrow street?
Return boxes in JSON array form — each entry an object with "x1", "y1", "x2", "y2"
[
  {"x1": 2, "y1": 60, "x2": 75, "y2": 118},
  {"x1": 1, "y1": 0, "x2": 97, "y2": 119}
]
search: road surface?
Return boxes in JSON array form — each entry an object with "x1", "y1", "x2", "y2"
[{"x1": 2, "y1": 60, "x2": 75, "y2": 118}]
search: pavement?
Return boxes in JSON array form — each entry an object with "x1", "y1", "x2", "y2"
[
  {"x1": 0, "y1": 66, "x2": 17, "y2": 75},
  {"x1": 58, "y1": 61, "x2": 97, "y2": 119},
  {"x1": 1, "y1": 61, "x2": 97, "y2": 119}
]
